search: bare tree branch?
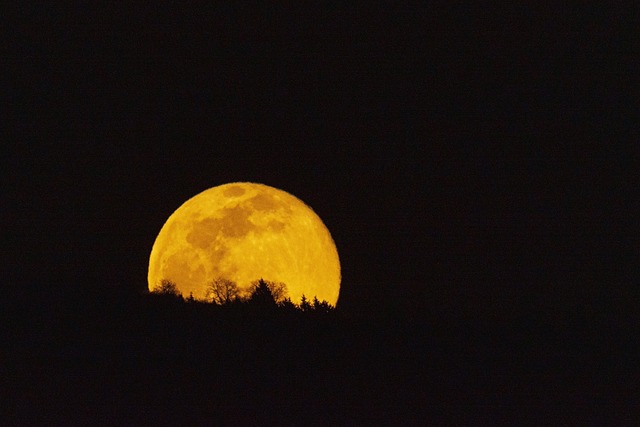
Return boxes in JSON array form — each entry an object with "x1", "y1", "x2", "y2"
[{"x1": 206, "y1": 278, "x2": 240, "y2": 305}]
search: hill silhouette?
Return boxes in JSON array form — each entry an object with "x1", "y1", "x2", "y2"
[{"x1": 2, "y1": 278, "x2": 637, "y2": 425}]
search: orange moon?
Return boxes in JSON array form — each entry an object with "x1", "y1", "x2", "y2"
[{"x1": 148, "y1": 183, "x2": 341, "y2": 305}]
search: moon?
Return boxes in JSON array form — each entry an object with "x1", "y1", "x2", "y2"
[{"x1": 148, "y1": 182, "x2": 340, "y2": 305}]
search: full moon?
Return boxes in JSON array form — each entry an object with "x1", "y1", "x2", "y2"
[{"x1": 148, "y1": 183, "x2": 340, "y2": 305}]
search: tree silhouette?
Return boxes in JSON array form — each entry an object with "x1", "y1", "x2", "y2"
[
  {"x1": 151, "y1": 279, "x2": 181, "y2": 299},
  {"x1": 279, "y1": 296, "x2": 297, "y2": 311},
  {"x1": 312, "y1": 296, "x2": 334, "y2": 314},
  {"x1": 147, "y1": 277, "x2": 338, "y2": 319},
  {"x1": 206, "y1": 278, "x2": 240, "y2": 305},
  {"x1": 248, "y1": 279, "x2": 288, "y2": 304},
  {"x1": 300, "y1": 294, "x2": 311, "y2": 312}
]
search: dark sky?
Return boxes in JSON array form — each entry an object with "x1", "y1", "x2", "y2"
[{"x1": 4, "y1": 5, "x2": 635, "y2": 319}]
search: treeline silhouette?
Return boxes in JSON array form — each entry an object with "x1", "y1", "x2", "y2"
[
  {"x1": 3, "y1": 276, "x2": 636, "y2": 425},
  {"x1": 149, "y1": 277, "x2": 335, "y2": 315}
]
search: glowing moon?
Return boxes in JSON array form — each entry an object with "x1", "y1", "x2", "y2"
[{"x1": 148, "y1": 183, "x2": 340, "y2": 305}]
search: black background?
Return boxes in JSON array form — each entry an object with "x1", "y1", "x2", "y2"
[
  {"x1": 5, "y1": 4, "x2": 635, "y2": 319},
  {"x1": 2, "y1": 4, "x2": 637, "y2": 423}
]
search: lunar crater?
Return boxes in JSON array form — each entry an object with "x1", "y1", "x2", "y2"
[
  {"x1": 215, "y1": 205, "x2": 256, "y2": 238},
  {"x1": 266, "y1": 219, "x2": 286, "y2": 232},
  {"x1": 222, "y1": 185, "x2": 246, "y2": 197}
]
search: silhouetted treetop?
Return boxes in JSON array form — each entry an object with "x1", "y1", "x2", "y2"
[
  {"x1": 248, "y1": 279, "x2": 288, "y2": 305},
  {"x1": 151, "y1": 279, "x2": 181, "y2": 299},
  {"x1": 248, "y1": 278, "x2": 278, "y2": 307},
  {"x1": 300, "y1": 294, "x2": 311, "y2": 312},
  {"x1": 206, "y1": 278, "x2": 240, "y2": 305},
  {"x1": 312, "y1": 296, "x2": 333, "y2": 314}
]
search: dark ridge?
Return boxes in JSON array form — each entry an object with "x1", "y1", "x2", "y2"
[{"x1": 2, "y1": 278, "x2": 637, "y2": 425}]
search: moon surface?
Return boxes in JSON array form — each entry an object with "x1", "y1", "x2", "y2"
[{"x1": 148, "y1": 183, "x2": 341, "y2": 305}]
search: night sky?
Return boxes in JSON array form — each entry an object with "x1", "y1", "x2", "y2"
[{"x1": 4, "y1": 4, "x2": 635, "y2": 320}]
